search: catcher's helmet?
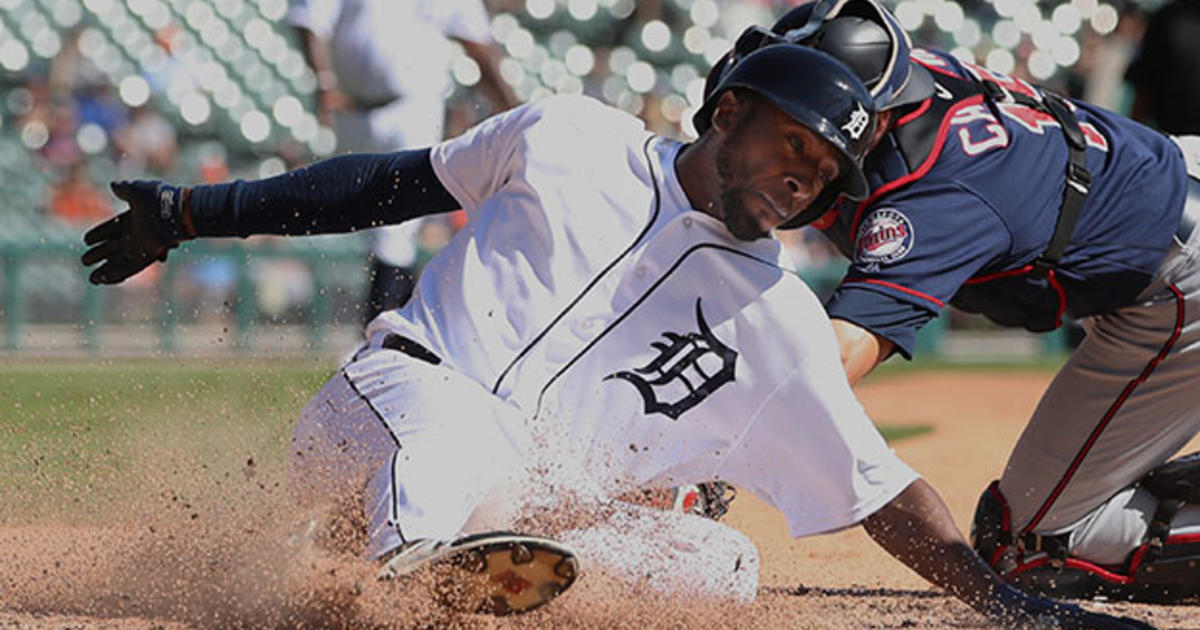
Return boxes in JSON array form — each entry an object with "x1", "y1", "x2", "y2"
[
  {"x1": 769, "y1": 0, "x2": 935, "y2": 111},
  {"x1": 692, "y1": 45, "x2": 876, "y2": 224}
]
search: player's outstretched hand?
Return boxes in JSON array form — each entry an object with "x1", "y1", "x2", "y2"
[
  {"x1": 1045, "y1": 604, "x2": 1157, "y2": 630},
  {"x1": 991, "y1": 585, "x2": 1157, "y2": 630},
  {"x1": 81, "y1": 180, "x2": 191, "y2": 285}
]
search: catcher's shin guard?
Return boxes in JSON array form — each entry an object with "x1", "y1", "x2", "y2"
[
  {"x1": 972, "y1": 462, "x2": 1200, "y2": 603},
  {"x1": 1121, "y1": 452, "x2": 1200, "y2": 602},
  {"x1": 970, "y1": 481, "x2": 1013, "y2": 571},
  {"x1": 971, "y1": 481, "x2": 1104, "y2": 599}
]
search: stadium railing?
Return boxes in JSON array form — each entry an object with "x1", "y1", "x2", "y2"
[{"x1": 0, "y1": 236, "x2": 367, "y2": 353}]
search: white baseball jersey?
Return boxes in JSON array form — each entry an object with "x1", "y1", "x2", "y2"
[
  {"x1": 286, "y1": 0, "x2": 491, "y2": 107},
  {"x1": 287, "y1": 0, "x2": 495, "y2": 267},
  {"x1": 367, "y1": 95, "x2": 918, "y2": 537}
]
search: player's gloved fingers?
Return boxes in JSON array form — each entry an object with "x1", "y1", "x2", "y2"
[
  {"x1": 109, "y1": 179, "x2": 132, "y2": 199},
  {"x1": 80, "y1": 238, "x2": 120, "y2": 267},
  {"x1": 90, "y1": 263, "x2": 139, "y2": 285},
  {"x1": 88, "y1": 261, "x2": 120, "y2": 285},
  {"x1": 108, "y1": 179, "x2": 155, "y2": 203},
  {"x1": 82, "y1": 213, "x2": 126, "y2": 246},
  {"x1": 88, "y1": 259, "x2": 126, "y2": 285},
  {"x1": 88, "y1": 256, "x2": 148, "y2": 285},
  {"x1": 1055, "y1": 610, "x2": 1158, "y2": 630},
  {"x1": 1114, "y1": 616, "x2": 1158, "y2": 630}
]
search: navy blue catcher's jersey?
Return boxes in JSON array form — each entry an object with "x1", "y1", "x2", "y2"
[{"x1": 820, "y1": 48, "x2": 1190, "y2": 359}]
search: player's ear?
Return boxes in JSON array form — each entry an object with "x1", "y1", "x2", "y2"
[{"x1": 710, "y1": 90, "x2": 745, "y2": 134}]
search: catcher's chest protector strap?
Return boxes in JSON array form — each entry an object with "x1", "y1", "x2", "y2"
[{"x1": 888, "y1": 70, "x2": 1092, "y2": 278}]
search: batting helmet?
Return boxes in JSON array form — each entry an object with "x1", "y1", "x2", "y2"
[
  {"x1": 695, "y1": 0, "x2": 934, "y2": 230},
  {"x1": 692, "y1": 45, "x2": 876, "y2": 226}
]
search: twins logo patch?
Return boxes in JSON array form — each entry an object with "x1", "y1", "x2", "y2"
[
  {"x1": 604, "y1": 297, "x2": 736, "y2": 421},
  {"x1": 855, "y1": 208, "x2": 914, "y2": 269}
]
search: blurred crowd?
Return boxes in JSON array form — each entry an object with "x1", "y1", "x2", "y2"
[
  {"x1": 0, "y1": 0, "x2": 1195, "y2": 326},
  {"x1": 20, "y1": 29, "x2": 179, "y2": 228}
]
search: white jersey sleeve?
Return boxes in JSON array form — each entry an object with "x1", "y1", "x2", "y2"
[
  {"x1": 717, "y1": 304, "x2": 919, "y2": 538},
  {"x1": 429, "y1": 95, "x2": 648, "y2": 215},
  {"x1": 435, "y1": 0, "x2": 492, "y2": 44},
  {"x1": 286, "y1": 0, "x2": 339, "y2": 37}
]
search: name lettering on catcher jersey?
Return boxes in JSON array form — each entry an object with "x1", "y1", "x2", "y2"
[{"x1": 605, "y1": 297, "x2": 737, "y2": 420}]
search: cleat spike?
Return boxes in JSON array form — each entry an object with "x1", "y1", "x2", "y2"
[
  {"x1": 511, "y1": 543, "x2": 534, "y2": 564},
  {"x1": 555, "y1": 556, "x2": 578, "y2": 580},
  {"x1": 459, "y1": 549, "x2": 487, "y2": 573}
]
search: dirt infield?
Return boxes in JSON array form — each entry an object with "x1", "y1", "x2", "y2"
[{"x1": 2, "y1": 369, "x2": 1197, "y2": 629}]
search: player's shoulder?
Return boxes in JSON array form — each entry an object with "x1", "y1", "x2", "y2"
[
  {"x1": 524, "y1": 93, "x2": 621, "y2": 116},
  {"x1": 517, "y1": 94, "x2": 647, "y2": 139}
]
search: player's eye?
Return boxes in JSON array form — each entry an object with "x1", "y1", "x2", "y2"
[{"x1": 788, "y1": 135, "x2": 805, "y2": 153}]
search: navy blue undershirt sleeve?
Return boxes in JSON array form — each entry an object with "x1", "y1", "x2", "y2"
[{"x1": 187, "y1": 149, "x2": 459, "y2": 238}]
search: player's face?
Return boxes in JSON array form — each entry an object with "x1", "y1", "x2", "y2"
[{"x1": 714, "y1": 98, "x2": 842, "y2": 241}]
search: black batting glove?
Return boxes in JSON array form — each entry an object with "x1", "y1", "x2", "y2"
[{"x1": 81, "y1": 180, "x2": 191, "y2": 285}]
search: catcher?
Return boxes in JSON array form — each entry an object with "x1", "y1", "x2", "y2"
[{"x1": 730, "y1": 0, "x2": 1200, "y2": 604}]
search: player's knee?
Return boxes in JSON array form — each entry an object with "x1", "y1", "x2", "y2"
[
  {"x1": 723, "y1": 524, "x2": 760, "y2": 604},
  {"x1": 666, "y1": 516, "x2": 760, "y2": 604},
  {"x1": 558, "y1": 505, "x2": 760, "y2": 604}
]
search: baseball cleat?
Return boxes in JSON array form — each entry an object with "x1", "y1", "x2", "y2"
[
  {"x1": 671, "y1": 481, "x2": 738, "y2": 520},
  {"x1": 377, "y1": 531, "x2": 579, "y2": 615}
]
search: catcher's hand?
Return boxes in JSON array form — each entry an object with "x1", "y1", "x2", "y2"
[{"x1": 81, "y1": 180, "x2": 190, "y2": 285}]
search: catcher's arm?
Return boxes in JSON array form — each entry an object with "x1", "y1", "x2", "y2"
[
  {"x1": 862, "y1": 479, "x2": 1156, "y2": 630},
  {"x1": 81, "y1": 149, "x2": 459, "y2": 285}
]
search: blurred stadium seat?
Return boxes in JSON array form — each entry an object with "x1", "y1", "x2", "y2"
[{"x1": 0, "y1": 0, "x2": 1153, "y2": 354}]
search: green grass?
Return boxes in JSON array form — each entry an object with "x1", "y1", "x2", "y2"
[
  {"x1": 0, "y1": 357, "x2": 969, "y2": 520},
  {"x1": 878, "y1": 424, "x2": 933, "y2": 442},
  {"x1": 873, "y1": 353, "x2": 1069, "y2": 378},
  {"x1": 0, "y1": 358, "x2": 336, "y2": 520}
]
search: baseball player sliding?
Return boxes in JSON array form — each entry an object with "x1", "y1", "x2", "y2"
[
  {"x1": 745, "y1": 0, "x2": 1200, "y2": 603},
  {"x1": 81, "y1": 35, "x2": 1152, "y2": 628}
]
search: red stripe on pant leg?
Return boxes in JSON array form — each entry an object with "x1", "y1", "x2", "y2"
[
  {"x1": 1023, "y1": 284, "x2": 1187, "y2": 533},
  {"x1": 1011, "y1": 556, "x2": 1138, "y2": 585}
]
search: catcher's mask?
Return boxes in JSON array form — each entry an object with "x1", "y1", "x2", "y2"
[
  {"x1": 734, "y1": 0, "x2": 936, "y2": 112},
  {"x1": 697, "y1": 0, "x2": 936, "y2": 230},
  {"x1": 693, "y1": 44, "x2": 877, "y2": 230}
]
